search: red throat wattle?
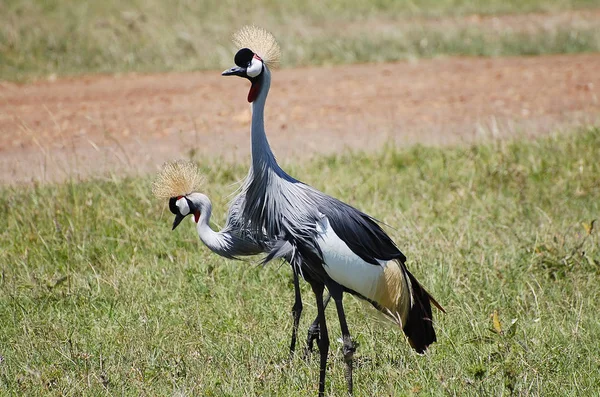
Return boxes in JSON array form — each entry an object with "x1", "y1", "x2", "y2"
[
  {"x1": 194, "y1": 210, "x2": 201, "y2": 223},
  {"x1": 248, "y1": 81, "x2": 260, "y2": 103}
]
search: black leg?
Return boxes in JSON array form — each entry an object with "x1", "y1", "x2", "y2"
[
  {"x1": 310, "y1": 281, "x2": 329, "y2": 397},
  {"x1": 304, "y1": 293, "x2": 331, "y2": 359},
  {"x1": 289, "y1": 269, "x2": 303, "y2": 358},
  {"x1": 330, "y1": 283, "x2": 356, "y2": 396}
]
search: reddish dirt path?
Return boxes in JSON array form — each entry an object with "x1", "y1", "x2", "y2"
[{"x1": 1, "y1": 54, "x2": 599, "y2": 184}]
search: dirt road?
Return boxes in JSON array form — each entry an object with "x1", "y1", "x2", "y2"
[{"x1": 1, "y1": 53, "x2": 599, "y2": 184}]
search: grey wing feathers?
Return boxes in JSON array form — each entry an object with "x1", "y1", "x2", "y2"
[
  {"x1": 219, "y1": 191, "x2": 269, "y2": 259},
  {"x1": 221, "y1": 233, "x2": 265, "y2": 258},
  {"x1": 240, "y1": 161, "x2": 405, "y2": 267},
  {"x1": 224, "y1": 192, "x2": 247, "y2": 231}
]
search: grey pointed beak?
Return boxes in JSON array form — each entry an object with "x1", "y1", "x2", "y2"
[
  {"x1": 172, "y1": 213, "x2": 186, "y2": 230},
  {"x1": 222, "y1": 66, "x2": 246, "y2": 77}
]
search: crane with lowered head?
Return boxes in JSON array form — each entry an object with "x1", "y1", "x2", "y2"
[{"x1": 152, "y1": 160, "x2": 328, "y2": 356}]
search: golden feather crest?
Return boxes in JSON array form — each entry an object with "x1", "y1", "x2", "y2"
[
  {"x1": 233, "y1": 25, "x2": 281, "y2": 68},
  {"x1": 152, "y1": 160, "x2": 203, "y2": 200}
]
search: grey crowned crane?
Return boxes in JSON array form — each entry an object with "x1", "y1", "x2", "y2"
[
  {"x1": 152, "y1": 160, "x2": 325, "y2": 355},
  {"x1": 222, "y1": 26, "x2": 444, "y2": 396}
]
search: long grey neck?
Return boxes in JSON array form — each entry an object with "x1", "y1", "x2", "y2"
[
  {"x1": 250, "y1": 68, "x2": 278, "y2": 171},
  {"x1": 195, "y1": 201, "x2": 231, "y2": 255}
]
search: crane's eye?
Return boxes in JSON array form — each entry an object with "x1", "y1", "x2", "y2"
[
  {"x1": 246, "y1": 57, "x2": 263, "y2": 78},
  {"x1": 175, "y1": 197, "x2": 190, "y2": 216}
]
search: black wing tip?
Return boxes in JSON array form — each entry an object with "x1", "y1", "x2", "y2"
[
  {"x1": 403, "y1": 269, "x2": 440, "y2": 352},
  {"x1": 404, "y1": 317, "x2": 437, "y2": 354}
]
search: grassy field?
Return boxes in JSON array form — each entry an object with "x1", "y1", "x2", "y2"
[
  {"x1": 0, "y1": 127, "x2": 598, "y2": 395},
  {"x1": 1, "y1": 0, "x2": 600, "y2": 81}
]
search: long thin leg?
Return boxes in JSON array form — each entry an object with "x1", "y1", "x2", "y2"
[
  {"x1": 330, "y1": 283, "x2": 357, "y2": 396},
  {"x1": 289, "y1": 268, "x2": 303, "y2": 358},
  {"x1": 304, "y1": 293, "x2": 331, "y2": 359},
  {"x1": 310, "y1": 281, "x2": 329, "y2": 397}
]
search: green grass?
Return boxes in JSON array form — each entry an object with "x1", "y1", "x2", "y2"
[
  {"x1": 1, "y1": 0, "x2": 599, "y2": 81},
  {"x1": 1, "y1": 127, "x2": 599, "y2": 395}
]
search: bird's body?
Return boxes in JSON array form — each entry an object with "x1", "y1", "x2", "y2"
[
  {"x1": 220, "y1": 30, "x2": 442, "y2": 395},
  {"x1": 154, "y1": 164, "x2": 327, "y2": 357}
]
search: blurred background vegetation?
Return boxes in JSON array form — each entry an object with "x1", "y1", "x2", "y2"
[{"x1": 1, "y1": 0, "x2": 599, "y2": 81}]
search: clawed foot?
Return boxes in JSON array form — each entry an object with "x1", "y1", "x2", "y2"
[
  {"x1": 341, "y1": 336, "x2": 357, "y2": 362},
  {"x1": 302, "y1": 323, "x2": 321, "y2": 360},
  {"x1": 341, "y1": 336, "x2": 357, "y2": 396}
]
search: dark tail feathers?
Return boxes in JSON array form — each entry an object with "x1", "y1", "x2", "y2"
[{"x1": 402, "y1": 269, "x2": 445, "y2": 354}]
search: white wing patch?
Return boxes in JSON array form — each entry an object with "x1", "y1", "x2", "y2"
[{"x1": 316, "y1": 216, "x2": 385, "y2": 303}]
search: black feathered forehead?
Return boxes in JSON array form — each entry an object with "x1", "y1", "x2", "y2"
[
  {"x1": 234, "y1": 48, "x2": 255, "y2": 67},
  {"x1": 169, "y1": 197, "x2": 179, "y2": 214}
]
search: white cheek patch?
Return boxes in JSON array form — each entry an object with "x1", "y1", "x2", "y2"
[
  {"x1": 246, "y1": 58, "x2": 263, "y2": 78},
  {"x1": 176, "y1": 198, "x2": 190, "y2": 216}
]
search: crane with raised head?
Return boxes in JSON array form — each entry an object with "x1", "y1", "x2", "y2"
[
  {"x1": 152, "y1": 160, "x2": 325, "y2": 356},
  {"x1": 221, "y1": 26, "x2": 444, "y2": 396}
]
